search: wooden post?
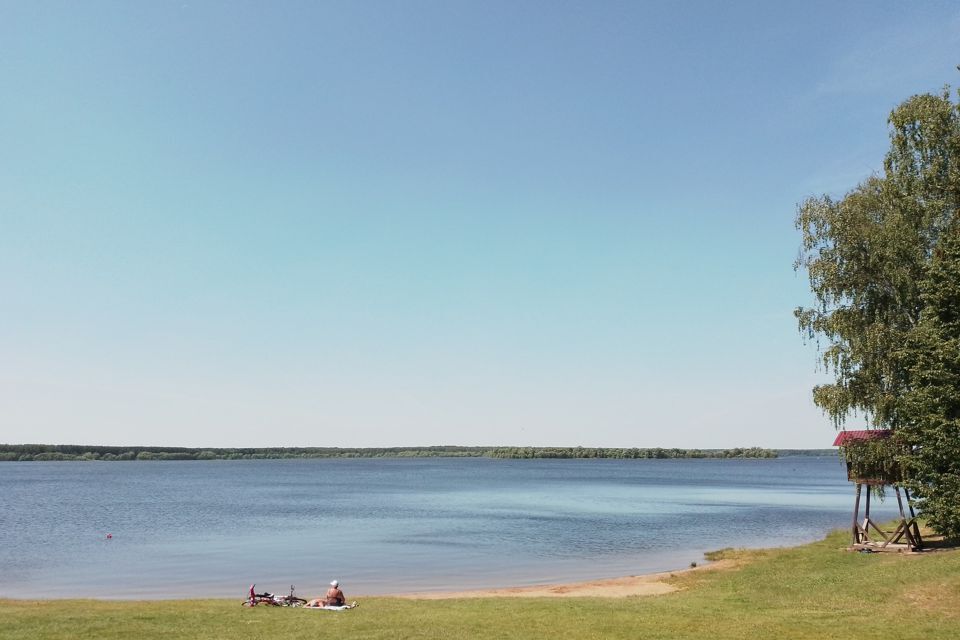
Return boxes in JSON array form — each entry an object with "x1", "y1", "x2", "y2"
[
  {"x1": 852, "y1": 483, "x2": 863, "y2": 545},
  {"x1": 864, "y1": 486, "x2": 871, "y2": 523},
  {"x1": 904, "y1": 487, "x2": 918, "y2": 519},
  {"x1": 895, "y1": 486, "x2": 906, "y2": 519},
  {"x1": 903, "y1": 487, "x2": 923, "y2": 549}
]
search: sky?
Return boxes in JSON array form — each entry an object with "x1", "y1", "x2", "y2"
[{"x1": 1, "y1": 1, "x2": 959, "y2": 449}]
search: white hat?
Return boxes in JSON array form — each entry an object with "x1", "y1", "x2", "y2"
[{"x1": 330, "y1": 580, "x2": 339, "y2": 587}]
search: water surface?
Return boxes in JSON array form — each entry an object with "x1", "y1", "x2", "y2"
[{"x1": 0, "y1": 457, "x2": 896, "y2": 599}]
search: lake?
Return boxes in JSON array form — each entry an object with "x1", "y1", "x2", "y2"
[{"x1": 0, "y1": 456, "x2": 896, "y2": 599}]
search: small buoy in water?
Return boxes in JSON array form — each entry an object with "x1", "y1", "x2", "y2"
[{"x1": 106, "y1": 533, "x2": 113, "y2": 539}]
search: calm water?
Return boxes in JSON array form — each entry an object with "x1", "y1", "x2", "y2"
[{"x1": 0, "y1": 457, "x2": 896, "y2": 599}]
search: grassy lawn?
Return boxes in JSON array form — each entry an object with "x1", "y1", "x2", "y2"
[{"x1": 3, "y1": 529, "x2": 959, "y2": 640}]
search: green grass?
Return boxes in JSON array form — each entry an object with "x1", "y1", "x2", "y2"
[{"x1": 4, "y1": 529, "x2": 959, "y2": 640}]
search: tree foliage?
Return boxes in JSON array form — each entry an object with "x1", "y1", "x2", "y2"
[
  {"x1": 795, "y1": 89, "x2": 960, "y2": 429},
  {"x1": 837, "y1": 437, "x2": 907, "y2": 485},
  {"x1": 795, "y1": 87, "x2": 960, "y2": 537},
  {"x1": 898, "y1": 218, "x2": 960, "y2": 538}
]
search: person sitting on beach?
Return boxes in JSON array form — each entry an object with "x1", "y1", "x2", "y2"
[
  {"x1": 306, "y1": 580, "x2": 347, "y2": 607},
  {"x1": 325, "y1": 580, "x2": 346, "y2": 606}
]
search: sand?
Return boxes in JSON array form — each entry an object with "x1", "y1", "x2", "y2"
[{"x1": 391, "y1": 560, "x2": 737, "y2": 599}]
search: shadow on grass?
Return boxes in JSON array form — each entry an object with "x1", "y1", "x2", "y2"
[{"x1": 917, "y1": 533, "x2": 960, "y2": 551}]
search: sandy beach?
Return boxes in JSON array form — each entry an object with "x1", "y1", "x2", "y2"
[{"x1": 392, "y1": 559, "x2": 737, "y2": 599}]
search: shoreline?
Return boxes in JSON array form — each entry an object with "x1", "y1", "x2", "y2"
[
  {"x1": 386, "y1": 559, "x2": 738, "y2": 599},
  {"x1": 5, "y1": 529, "x2": 958, "y2": 640},
  {"x1": 0, "y1": 559, "x2": 741, "y2": 603}
]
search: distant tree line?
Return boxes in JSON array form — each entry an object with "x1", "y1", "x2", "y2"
[
  {"x1": 486, "y1": 447, "x2": 778, "y2": 459},
  {"x1": 775, "y1": 449, "x2": 835, "y2": 457},
  {"x1": 0, "y1": 444, "x2": 489, "y2": 461},
  {"x1": 0, "y1": 444, "x2": 779, "y2": 461}
]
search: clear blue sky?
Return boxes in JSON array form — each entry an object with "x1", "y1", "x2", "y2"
[{"x1": 1, "y1": 1, "x2": 958, "y2": 448}]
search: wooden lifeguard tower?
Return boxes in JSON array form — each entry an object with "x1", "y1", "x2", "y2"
[{"x1": 833, "y1": 429, "x2": 922, "y2": 551}]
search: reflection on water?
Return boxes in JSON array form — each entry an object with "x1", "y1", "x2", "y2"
[{"x1": 0, "y1": 457, "x2": 898, "y2": 598}]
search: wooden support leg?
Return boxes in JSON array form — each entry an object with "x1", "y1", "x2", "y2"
[
  {"x1": 895, "y1": 487, "x2": 907, "y2": 520},
  {"x1": 902, "y1": 520, "x2": 918, "y2": 548},
  {"x1": 903, "y1": 488, "x2": 923, "y2": 548},
  {"x1": 852, "y1": 483, "x2": 863, "y2": 545},
  {"x1": 904, "y1": 487, "x2": 918, "y2": 519},
  {"x1": 863, "y1": 487, "x2": 872, "y2": 541},
  {"x1": 887, "y1": 520, "x2": 907, "y2": 547}
]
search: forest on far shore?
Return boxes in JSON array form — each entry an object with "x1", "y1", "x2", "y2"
[{"x1": 0, "y1": 444, "x2": 811, "y2": 461}]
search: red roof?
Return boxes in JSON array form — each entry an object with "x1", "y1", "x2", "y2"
[{"x1": 832, "y1": 429, "x2": 892, "y2": 446}]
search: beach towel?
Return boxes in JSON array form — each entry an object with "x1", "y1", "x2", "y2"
[{"x1": 305, "y1": 602, "x2": 359, "y2": 611}]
